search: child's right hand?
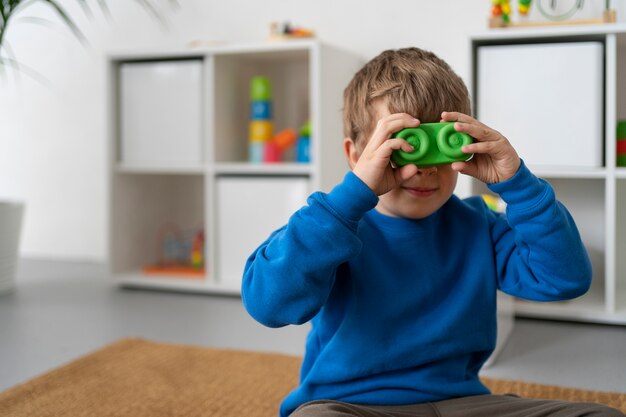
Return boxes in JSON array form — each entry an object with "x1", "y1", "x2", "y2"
[{"x1": 351, "y1": 113, "x2": 420, "y2": 196}]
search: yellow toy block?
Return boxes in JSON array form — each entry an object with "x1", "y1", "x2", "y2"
[{"x1": 249, "y1": 120, "x2": 273, "y2": 142}]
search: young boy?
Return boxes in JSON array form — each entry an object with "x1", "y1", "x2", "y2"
[{"x1": 241, "y1": 48, "x2": 624, "y2": 417}]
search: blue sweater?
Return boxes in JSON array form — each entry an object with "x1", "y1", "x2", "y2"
[{"x1": 241, "y1": 162, "x2": 591, "y2": 417}]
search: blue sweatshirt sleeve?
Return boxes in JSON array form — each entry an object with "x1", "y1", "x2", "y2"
[
  {"x1": 487, "y1": 160, "x2": 592, "y2": 301},
  {"x1": 241, "y1": 172, "x2": 378, "y2": 328}
]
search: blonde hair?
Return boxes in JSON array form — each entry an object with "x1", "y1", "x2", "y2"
[{"x1": 343, "y1": 47, "x2": 471, "y2": 149}]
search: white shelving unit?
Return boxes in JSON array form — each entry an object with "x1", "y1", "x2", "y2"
[
  {"x1": 470, "y1": 23, "x2": 626, "y2": 324},
  {"x1": 106, "y1": 40, "x2": 362, "y2": 295}
]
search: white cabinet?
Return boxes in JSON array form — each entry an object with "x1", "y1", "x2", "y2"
[
  {"x1": 477, "y1": 41, "x2": 604, "y2": 169},
  {"x1": 215, "y1": 176, "x2": 309, "y2": 289},
  {"x1": 119, "y1": 60, "x2": 204, "y2": 168},
  {"x1": 471, "y1": 24, "x2": 626, "y2": 324},
  {"x1": 107, "y1": 41, "x2": 362, "y2": 294}
]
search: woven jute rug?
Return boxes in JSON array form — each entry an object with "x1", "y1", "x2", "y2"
[{"x1": 0, "y1": 338, "x2": 624, "y2": 416}]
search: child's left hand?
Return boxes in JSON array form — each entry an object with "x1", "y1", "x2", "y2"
[{"x1": 441, "y1": 112, "x2": 521, "y2": 184}]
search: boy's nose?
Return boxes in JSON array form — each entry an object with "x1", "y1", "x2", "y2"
[{"x1": 416, "y1": 166, "x2": 438, "y2": 175}]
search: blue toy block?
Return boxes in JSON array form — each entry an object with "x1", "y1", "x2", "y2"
[
  {"x1": 296, "y1": 136, "x2": 310, "y2": 163},
  {"x1": 250, "y1": 100, "x2": 272, "y2": 120}
]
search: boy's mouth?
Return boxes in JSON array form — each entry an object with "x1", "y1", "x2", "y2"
[{"x1": 402, "y1": 186, "x2": 438, "y2": 198}]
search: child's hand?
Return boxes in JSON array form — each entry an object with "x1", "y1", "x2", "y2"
[
  {"x1": 441, "y1": 112, "x2": 521, "y2": 184},
  {"x1": 352, "y1": 113, "x2": 419, "y2": 196}
]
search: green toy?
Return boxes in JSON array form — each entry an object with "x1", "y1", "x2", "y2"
[
  {"x1": 391, "y1": 122, "x2": 474, "y2": 167},
  {"x1": 617, "y1": 120, "x2": 626, "y2": 167},
  {"x1": 250, "y1": 76, "x2": 272, "y2": 101}
]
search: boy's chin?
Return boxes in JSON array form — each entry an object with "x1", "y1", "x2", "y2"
[{"x1": 375, "y1": 202, "x2": 440, "y2": 219}]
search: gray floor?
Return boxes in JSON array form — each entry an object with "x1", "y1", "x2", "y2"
[{"x1": 1, "y1": 259, "x2": 625, "y2": 394}]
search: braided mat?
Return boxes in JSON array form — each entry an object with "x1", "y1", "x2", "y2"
[{"x1": 0, "y1": 338, "x2": 624, "y2": 416}]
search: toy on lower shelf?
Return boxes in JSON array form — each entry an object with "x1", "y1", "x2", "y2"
[
  {"x1": 143, "y1": 225, "x2": 205, "y2": 279},
  {"x1": 618, "y1": 120, "x2": 626, "y2": 167},
  {"x1": 390, "y1": 122, "x2": 474, "y2": 167}
]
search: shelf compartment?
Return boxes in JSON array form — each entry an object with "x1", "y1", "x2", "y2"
[
  {"x1": 545, "y1": 178, "x2": 606, "y2": 299},
  {"x1": 111, "y1": 173, "x2": 207, "y2": 281},
  {"x1": 474, "y1": 177, "x2": 607, "y2": 320},
  {"x1": 617, "y1": 37, "x2": 626, "y2": 123},
  {"x1": 475, "y1": 41, "x2": 604, "y2": 170},
  {"x1": 213, "y1": 175, "x2": 309, "y2": 288},
  {"x1": 117, "y1": 58, "x2": 205, "y2": 168},
  {"x1": 616, "y1": 179, "x2": 626, "y2": 312},
  {"x1": 212, "y1": 48, "x2": 310, "y2": 163}
]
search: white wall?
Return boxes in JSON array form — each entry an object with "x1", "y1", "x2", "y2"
[{"x1": 0, "y1": 0, "x2": 622, "y2": 260}]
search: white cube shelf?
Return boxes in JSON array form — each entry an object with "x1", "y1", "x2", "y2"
[
  {"x1": 107, "y1": 40, "x2": 363, "y2": 294},
  {"x1": 471, "y1": 24, "x2": 626, "y2": 325}
]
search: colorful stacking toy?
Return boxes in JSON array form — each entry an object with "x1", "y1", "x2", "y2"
[{"x1": 249, "y1": 76, "x2": 273, "y2": 163}]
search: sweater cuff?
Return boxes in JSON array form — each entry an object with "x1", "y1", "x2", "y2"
[
  {"x1": 324, "y1": 171, "x2": 379, "y2": 223},
  {"x1": 487, "y1": 160, "x2": 549, "y2": 208}
]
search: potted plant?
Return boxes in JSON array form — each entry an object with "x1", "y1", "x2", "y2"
[
  {"x1": 0, "y1": 1, "x2": 79, "y2": 294},
  {"x1": 0, "y1": 0, "x2": 171, "y2": 294}
]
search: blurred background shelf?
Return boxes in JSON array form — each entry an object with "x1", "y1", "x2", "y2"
[
  {"x1": 529, "y1": 167, "x2": 608, "y2": 179},
  {"x1": 116, "y1": 271, "x2": 241, "y2": 296},
  {"x1": 212, "y1": 162, "x2": 312, "y2": 176},
  {"x1": 471, "y1": 26, "x2": 626, "y2": 325},
  {"x1": 108, "y1": 41, "x2": 362, "y2": 293},
  {"x1": 115, "y1": 163, "x2": 207, "y2": 175}
]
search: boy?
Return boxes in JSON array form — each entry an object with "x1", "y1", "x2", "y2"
[{"x1": 242, "y1": 48, "x2": 624, "y2": 417}]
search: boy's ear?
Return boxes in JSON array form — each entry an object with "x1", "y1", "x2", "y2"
[{"x1": 343, "y1": 137, "x2": 360, "y2": 169}]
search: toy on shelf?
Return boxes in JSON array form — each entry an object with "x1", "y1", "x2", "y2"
[
  {"x1": 481, "y1": 194, "x2": 507, "y2": 213},
  {"x1": 491, "y1": 0, "x2": 515, "y2": 25},
  {"x1": 489, "y1": 0, "x2": 617, "y2": 28},
  {"x1": 296, "y1": 121, "x2": 311, "y2": 163},
  {"x1": 390, "y1": 122, "x2": 474, "y2": 167},
  {"x1": 269, "y1": 21, "x2": 315, "y2": 40},
  {"x1": 143, "y1": 224, "x2": 205, "y2": 279},
  {"x1": 617, "y1": 120, "x2": 626, "y2": 167},
  {"x1": 518, "y1": 0, "x2": 532, "y2": 15},
  {"x1": 191, "y1": 229, "x2": 205, "y2": 268},
  {"x1": 263, "y1": 128, "x2": 297, "y2": 163},
  {"x1": 249, "y1": 76, "x2": 273, "y2": 163}
]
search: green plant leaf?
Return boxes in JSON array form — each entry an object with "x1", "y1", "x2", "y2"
[
  {"x1": 41, "y1": 0, "x2": 86, "y2": 44},
  {"x1": 0, "y1": 0, "x2": 179, "y2": 72}
]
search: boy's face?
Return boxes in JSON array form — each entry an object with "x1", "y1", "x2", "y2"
[
  {"x1": 376, "y1": 164, "x2": 458, "y2": 219},
  {"x1": 365, "y1": 101, "x2": 459, "y2": 219}
]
